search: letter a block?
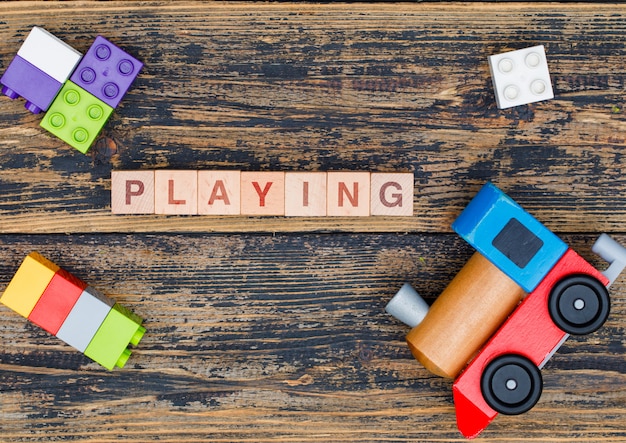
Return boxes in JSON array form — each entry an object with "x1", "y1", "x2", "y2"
[
  {"x1": 241, "y1": 172, "x2": 285, "y2": 215},
  {"x1": 40, "y1": 81, "x2": 114, "y2": 153},
  {"x1": 198, "y1": 170, "x2": 241, "y2": 215},
  {"x1": 111, "y1": 170, "x2": 155, "y2": 214},
  {"x1": 370, "y1": 173, "x2": 414, "y2": 216},
  {"x1": 327, "y1": 172, "x2": 371, "y2": 216}
]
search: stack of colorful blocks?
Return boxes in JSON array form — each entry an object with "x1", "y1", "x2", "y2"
[
  {"x1": 1, "y1": 26, "x2": 142, "y2": 153},
  {"x1": 0, "y1": 252, "x2": 145, "y2": 370}
]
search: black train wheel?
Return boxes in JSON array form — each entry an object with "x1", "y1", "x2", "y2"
[
  {"x1": 548, "y1": 274, "x2": 610, "y2": 335},
  {"x1": 481, "y1": 354, "x2": 543, "y2": 415}
]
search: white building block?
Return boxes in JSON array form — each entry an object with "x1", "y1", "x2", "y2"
[
  {"x1": 16, "y1": 26, "x2": 82, "y2": 83},
  {"x1": 488, "y1": 45, "x2": 554, "y2": 109},
  {"x1": 56, "y1": 286, "x2": 114, "y2": 352}
]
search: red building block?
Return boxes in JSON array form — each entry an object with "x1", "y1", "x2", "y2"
[{"x1": 28, "y1": 268, "x2": 88, "y2": 335}]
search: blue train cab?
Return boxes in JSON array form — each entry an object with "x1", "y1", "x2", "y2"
[{"x1": 452, "y1": 182, "x2": 568, "y2": 293}]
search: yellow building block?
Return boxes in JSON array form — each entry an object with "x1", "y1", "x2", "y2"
[{"x1": 0, "y1": 252, "x2": 59, "y2": 317}]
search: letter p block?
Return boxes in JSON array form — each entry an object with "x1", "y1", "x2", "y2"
[{"x1": 111, "y1": 170, "x2": 155, "y2": 214}]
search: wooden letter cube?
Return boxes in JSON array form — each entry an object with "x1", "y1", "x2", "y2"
[
  {"x1": 285, "y1": 172, "x2": 327, "y2": 216},
  {"x1": 198, "y1": 170, "x2": 241, "y2": 215},
  {"x1": 155, "y1": 170, "x2": 198, "y2": 215},
  {"x1": 327, "y1": 172, "x2": 371, "y2": 216},
  {"x1": 370, "y1": 173, "x2": 414, "y2": 216},
  {"x1": 241, "y1": 172, "x2": 285, "y2": 216}
]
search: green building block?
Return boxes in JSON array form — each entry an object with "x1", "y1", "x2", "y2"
[
  {"x1": 40, "y1": 81, "x2": 113, "y2": 153},
  {"x1": 84, "y1": 303, "x2": 145, "y2": 370}
]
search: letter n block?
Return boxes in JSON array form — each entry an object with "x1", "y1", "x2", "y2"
[
  {"x1": 111, "y1": 170, "x2": 155, "y2": 214},
  {"x1": 155, "y1": 170, "x2": 198, "y2": 215},
  {"x1": 370, "y1": 173, "x2": 414, "y2": 216},
  {"x1": 241, "y1": 172, "x2": 285, "y2": 216},
  {"x1": 198, "y1": 171, "x2": 241, "y2": 215},
  {"x1": 327, "y1": 172, "x2": 371, "y2": 216},
  {"x1": 285, "y1": 172, "x2": 327, "y2": 216}
]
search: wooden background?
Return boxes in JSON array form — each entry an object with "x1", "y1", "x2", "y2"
[{"x1": 0, "y1": 2, "x2": 624, "y2": 441}]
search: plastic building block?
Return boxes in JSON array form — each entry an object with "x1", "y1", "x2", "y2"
[
  {"x1": 370, "y1": 173, "x2": 414, "y2": 216},
  {"x1": 488, "y1": 45, "x2": 554, "y2": 109},
  {"x1": 327, "y1": 172, "x2": 371, "y2": 216},
  {"x1": 1, "y1": 252, "x2": 145, "y2": 370},
  {"x1": 111, "y1": 170, "x2": 156, "y2": 214},
  {"x1": 0, "y1": 252, "x2": 59, "y2": 317},
  {"x1": 16, "y1": 27, "x2": 82, "y2": 84},
  {"x1": 28, "y1": 268, "x2": 87, "y2": 335},
  {"x1": 70, "y1": 35, "x2": 143, "y2": 108},
  {"x1": 241, "y1": 172, "x2": 286, "y2": 216},
  {"x1": 40, "y1": 81, "x2": 113, "y2": 153},
  {"x1": 386, "y1": 182, "x2": 626, "y2": 438},
  {"x1": 198, "y1": 170, "x2": 242, "y2": 215},
  {"x1": 84, "y1": 303, "x2": 146, "y2": 370},
  {"x1": 1, "y1": 27, "x2": 82, "y2": 113},
  {"x1": 56, "y1": 286, "x2": 115, "y2": 352},
  {"x1": 285, "y1": 172, "x2": 327, "y2": 216},
  {"x1": 452, "y1": 182, "x2": 568, "y2": 293},
  {"x1": 154, "y1": 170, "x2": 198, "y2": 215},
  {"x1": 1, "y1": 55, "x2": 63, "y2": 113}
]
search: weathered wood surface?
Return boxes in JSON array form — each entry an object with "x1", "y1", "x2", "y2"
[{"x1": 0, "y1": 2, "x2": 625, "y2": 442}]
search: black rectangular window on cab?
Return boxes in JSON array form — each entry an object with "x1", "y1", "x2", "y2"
[{"x1": 492, "y1": 218, "x2": 544, "y2": 269}]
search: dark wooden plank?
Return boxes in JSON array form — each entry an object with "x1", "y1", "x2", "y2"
[
  {"x1": 0, "y1": 3, "x2": 625, "y2": 233},
  {"x1": 0, "y1": 233, "x2": 624, "y2": 441}
]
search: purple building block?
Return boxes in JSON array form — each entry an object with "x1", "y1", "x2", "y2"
[
  {"x1": 1, "y1": 55, "x2": 63, "y2": 114},
  {"x1": 70, "y1": 36, "x2": 142, "y2": 108}
]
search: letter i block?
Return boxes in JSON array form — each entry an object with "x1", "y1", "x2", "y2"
[
  {"x1": 28, "y1": 268, "x2": 88, "y2": 335},
  {"x1": 84, "y1": 304, "x2": 146, "y2": 370},
  {"x1": 0, "y1": 252, "x2": 59, "y2": 318},
  {"x1": 40, "y1": 81, "x2": 114, "y2": 153},
  {"x1": 70, "y1": 35, "x2": 143, "y2": 108},
  {"x1": 56, "y1": 287, "x2": 115, "y2": 352}
]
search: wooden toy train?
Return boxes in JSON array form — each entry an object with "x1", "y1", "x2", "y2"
[{"x1": 386, "y1": 182, "x2": 626, "y2": 438}]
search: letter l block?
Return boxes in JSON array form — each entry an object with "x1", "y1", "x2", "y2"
[{"x1": 155, "y1": 170, "x2": 198, "y2": 215}]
